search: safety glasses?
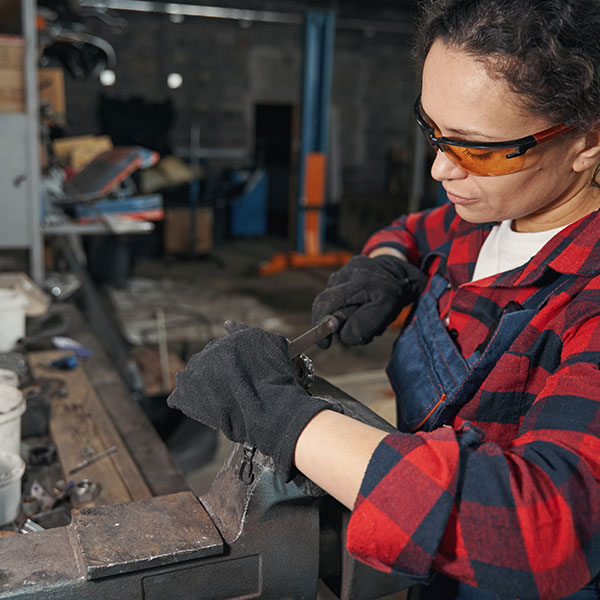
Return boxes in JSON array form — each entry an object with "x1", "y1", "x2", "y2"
[{"x1": 414, "y1": 95, "x2": 575, "y2": 176}]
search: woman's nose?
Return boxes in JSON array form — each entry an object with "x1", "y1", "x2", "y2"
[{"x1": 430, "y1": 149, "x2": 469, "y2": 182}]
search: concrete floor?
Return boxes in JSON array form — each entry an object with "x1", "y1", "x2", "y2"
[{"x1": 122, "y1": 237, "x2": 400, "y2": 495}]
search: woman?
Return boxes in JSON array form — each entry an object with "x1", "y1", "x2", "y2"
[{"x1": 168, "y1": 1, "x2": 600, "y2": 597}]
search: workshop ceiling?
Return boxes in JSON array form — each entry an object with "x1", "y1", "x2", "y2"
[
  {"x1": 136, "y1": 0, "x2": 420, "y2": 17},
  {"x1": 69, "y1": 0, "x2": 419, "y2": 35},
  {"x1": 317, "y1": 0, "x2": 417, "y2": 8},
  {"x1": 148, "y1": 0, "x2": 418, "y2": 8}
]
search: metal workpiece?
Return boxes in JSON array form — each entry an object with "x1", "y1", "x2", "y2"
[{"x1": 294, "y1": 353, "x2": 316, "y2": 389}]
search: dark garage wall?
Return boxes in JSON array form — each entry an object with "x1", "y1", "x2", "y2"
[
  {"x1": 66, "y1": 8, "x2": 416, "y2": 176},
  {"x1": 61, "y1": 2, "x2": 420, "y2": 245}
]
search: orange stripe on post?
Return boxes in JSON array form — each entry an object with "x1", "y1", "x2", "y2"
[{"x1": 304, "y1": 152, "x2": 326, "y2": 256}]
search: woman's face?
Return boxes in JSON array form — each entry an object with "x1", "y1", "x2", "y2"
[{"x1": 421, "y1": 40, "x2": 599, "y2": 232}]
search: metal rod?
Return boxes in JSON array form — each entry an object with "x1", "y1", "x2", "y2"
[
  {"x1": 156, "y1": 309, "x2": 171, "y2": 393},
  {"x1": 68, "y1": 445, "x2": 118, "y2": 475}
]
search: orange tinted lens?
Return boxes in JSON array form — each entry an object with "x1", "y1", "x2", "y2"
[{"x1": 441, "y1": 143, "x2": 526, "y2": 176}]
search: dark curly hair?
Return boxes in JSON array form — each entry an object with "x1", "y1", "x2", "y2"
[{"x1": 416, "y1": 0, "x2": 600, "y2": 132}]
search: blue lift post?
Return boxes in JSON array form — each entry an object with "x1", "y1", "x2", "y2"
[
  {"x1": 296, "y1": 10, "x2": 335, "y2": 254},
  {"x1": 260, "y1": 10, "x2": 352, "y2": 275}
]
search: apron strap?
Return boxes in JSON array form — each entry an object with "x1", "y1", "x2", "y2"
[
  {"x1": 435, "y1": 255, "x2": 448, "y2": 278},
  {"x1": 473, "y1": 270, "x2": 572, "y2": 355},
  {"x1": 520, "y1": 268, "x2": 570, "y2": 311}
]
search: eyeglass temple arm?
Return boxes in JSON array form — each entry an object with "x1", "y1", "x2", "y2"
[{"x1": 507, "y1": 123, "x2": 576, "y2": 158}]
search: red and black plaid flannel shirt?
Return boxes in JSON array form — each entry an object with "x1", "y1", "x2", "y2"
[{"x1": 346, "y1": 203, "x2": 600, "y2": 599}]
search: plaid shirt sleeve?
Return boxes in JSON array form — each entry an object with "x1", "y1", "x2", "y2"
[
  {"x1": 347, "y1": 311, "x2": 600, "y2": 599},
  {"x1": 361, "y1": 203, "x2": 460, "y2": 265}
]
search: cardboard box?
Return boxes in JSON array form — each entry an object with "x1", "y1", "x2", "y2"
[
  {"x1": 0, "y1": 35, "x2": 24, "y2": 113},
  {"x1": 164, "y1": 207, "x2": 213, "y2": 255},
  {"x1": 52, "y1": 135, "x2": 113, "y2": 171},
  {"x1": 38, "y1": 67, "x2": 66, "y2": 125},
  {"x1": 131, "y1": 347, "x2": 185, "y2": 396},
  {"x1": 0, "y1": 67, "x2": 23, "y2": 112},
  {"x1": 0, "y1": 35, "x2": 23, "y2": 69}
]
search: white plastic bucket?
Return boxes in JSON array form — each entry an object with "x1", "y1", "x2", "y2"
[
  {"x1": 0, "y1": 369, "x2": 19, "y2": 388},
  {"x1": 0, "y1": 451, "x2": 25, "y2": 525},
  {"x1": 0, "y1": 385, "x2": 25, "y2": 456},
  {"x1": 0, "y1": 289, "x2": 26, "y2": 352}
]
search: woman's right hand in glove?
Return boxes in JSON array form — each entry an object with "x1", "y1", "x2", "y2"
[{"x1": 311, "y1": 254, "x2": 427, "y2": 348}]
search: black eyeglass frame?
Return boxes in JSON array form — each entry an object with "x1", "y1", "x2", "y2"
[{"x1": 414, "y1": 95, "x2": 575, "y2": 160}]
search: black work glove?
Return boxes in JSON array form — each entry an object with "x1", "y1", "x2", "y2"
[
  {"x1": 311, "y1": 254, "x2": 427, "y2": 348},
  {"x1": 166, "y1": 326, "x2": 340, "y2": 482}
]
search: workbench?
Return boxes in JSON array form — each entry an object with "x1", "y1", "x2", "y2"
[
  {"x1": 27, "y1": 348, "x2": 153, "y2": 507},
  {"x1": 3, "y1": 302, "x2": 187, "y2": 534}
]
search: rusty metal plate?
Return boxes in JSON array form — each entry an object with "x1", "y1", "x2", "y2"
[{"x1": 70, "y1": 492, "x2": 224, "y2": 580}]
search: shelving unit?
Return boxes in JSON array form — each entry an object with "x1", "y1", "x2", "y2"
[{"x1": 0, "y1": 0, "x2": 43, "y2": 284}]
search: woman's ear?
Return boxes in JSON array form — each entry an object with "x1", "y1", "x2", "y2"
[{"x1": 573, "y1": 127, "x2": 600, "y2": 172}]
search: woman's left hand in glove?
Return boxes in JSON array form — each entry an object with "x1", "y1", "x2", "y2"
[{"x1": 166, "y1": 325, "x2": 340, "y2": 482}]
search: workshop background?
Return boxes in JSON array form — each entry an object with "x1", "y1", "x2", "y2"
[{"x1": 0, "y1": 1, "x2": 437, "y2": 598}]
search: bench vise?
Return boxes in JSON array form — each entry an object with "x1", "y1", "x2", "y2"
[{"x1": 0, "y1": 376, "x2": 415, "y2": 599}]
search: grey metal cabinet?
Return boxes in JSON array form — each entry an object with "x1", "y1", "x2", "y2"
[{"x1": 0, "y1": 0, "x2": 43, "y2": 283}]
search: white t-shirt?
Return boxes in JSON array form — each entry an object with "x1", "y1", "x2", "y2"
[{"x1": 472, "y1": 220, "x2": 567, "y2": 281}]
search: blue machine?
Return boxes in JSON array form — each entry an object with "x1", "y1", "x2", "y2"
[{"x1": 230, "y1": 169, "x2": 269, "y2": 237}]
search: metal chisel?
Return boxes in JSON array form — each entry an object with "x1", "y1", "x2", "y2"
[
  {"x1": 287, "y1": 308, "x2": 352, "y2": 359},
  {"x1": 224, "y1": 307, "x2": 352, "y2": 359}
]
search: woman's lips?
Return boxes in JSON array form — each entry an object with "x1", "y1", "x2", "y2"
[{"x1": 444, "y1": 189, "x2": 478, "y2": 205}]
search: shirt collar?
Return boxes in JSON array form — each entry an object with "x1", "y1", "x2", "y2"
[
  {"x1": 515, "y1": 209, "x2": 600, "y2": 285},
  {"x1": 439, "y1": 208, "x2": 600, "y2": 289}
]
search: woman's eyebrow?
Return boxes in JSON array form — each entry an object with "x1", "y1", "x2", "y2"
[
  {"x1": 445, "y1": 125, "x2": 494, "y2": 138},
  {"x1": 422, "y1": 100, "x2": 506, "y2": 140},
  {"x1": 422, "y1": 103, "x2": 494, "y2": 139}
]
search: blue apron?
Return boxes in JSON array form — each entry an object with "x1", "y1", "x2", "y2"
[
  {"x1": 386, "y1": 265, "x2": 599, "y2": 599},
  {"x1": 387, "y1": 270, "x2": 569, "y2": 433}
]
